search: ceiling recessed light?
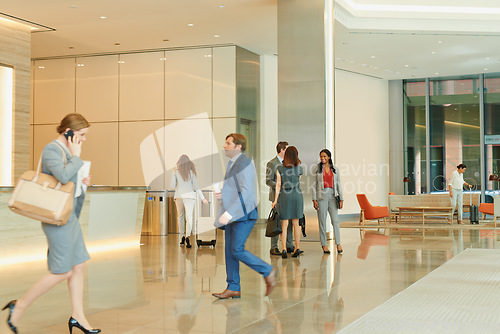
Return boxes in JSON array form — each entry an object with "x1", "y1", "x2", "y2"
[
  {"x1": 431, "y1": 51, "x2": 436, "y2": 54},
  {"x1": 373, "y1": 66, "x2": 379, "y2": 69},
  {"x1": 361, "y1": 64, "x2": 367, "y2": 66},
  {"x1": 214, "y1": 35, "x2": 220, "y2": 38},
  {"x1": 38, "y1": 66, "x2": 45, "y2": 69},
  {"x1": 370, "y1": 55, "x2": 376, "y2": 59},
  {"x1": 435, "y1": 72, "x2": 439, "y2": 75},
  {"x1": 484, "y1": 68, "x2": 488, "y2": 71},
  {"x1": 70, "y1": 5, "x2": 78, "y2": 8},
  {"x1": 219, "y1": 5, "x2": 225, "y2": 8},
  {"x1": 437, "y1": 40, "x2": 443, "y2": 44},
  {"x1": 404, "y1": 65, "x2": 409, "y2": 67},
  {"x1": 187, "y1": 23, "x2": 194, "y2": 27},
  {"x1": 204, "y1": 55, "x2": 212, "y2": 58},
  {"x1": 485, "y1": 57, "x2": 491, "y2": 60},
  {"x1": 118, "y1": 61, "x2": 125, "y2": 64},
  {"x1": 100, "y1": 16, "x2": 107, "y2": 19}
]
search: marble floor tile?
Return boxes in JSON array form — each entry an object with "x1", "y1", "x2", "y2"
[{"x1": 0, "y1": 223, "x2": 499, "y2": 333}]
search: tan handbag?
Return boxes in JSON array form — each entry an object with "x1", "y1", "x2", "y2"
[{"x1": 8, "y1": 144, "x2": 75, "y2": 225}]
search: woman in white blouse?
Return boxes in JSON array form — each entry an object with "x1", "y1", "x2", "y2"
[
  {"x1": 448, "y1": 163, "x2": 471, "y2": 224},
  {"x1": 170, "y1": 155, "x2": 208, "y2": 248}
]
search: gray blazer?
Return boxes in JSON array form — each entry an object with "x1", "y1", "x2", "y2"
[
  {"x1": 265, "y1": 156, "x2": 281, "y2": 202},
  {"x1": 214, "y1": 154, "x2": 258, "y2": 227},
  {"x1": 170, "y1": 170, "x2": 205, "y2": 200},
  {"x1": 312, "y1": 164, "x2": 343, "y2": 201}
]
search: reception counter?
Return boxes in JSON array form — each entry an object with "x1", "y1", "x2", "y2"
[{"x1": 0, "y1": 186, "x2": 146, "y2": 265}]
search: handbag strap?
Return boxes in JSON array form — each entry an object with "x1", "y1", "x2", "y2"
[{"x1": 33, "y1": 142, "x2": 68, "y2": 190}]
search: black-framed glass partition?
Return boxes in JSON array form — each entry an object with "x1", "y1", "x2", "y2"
[
  {"x1": 404, "y1": 81, "x2": 427, "y2": 194},
  {"x1": 404, "y1": 74, "x2": 500, "y2": 201}
]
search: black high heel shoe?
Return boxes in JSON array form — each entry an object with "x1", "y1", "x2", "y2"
[
  {"x1": 282, "y1": 250, "x2": 287, "y2": 259},
  {"x1": 292, "y1": 249, "x2": 301, "y2": 258},
  {"x1": 180, "y1": 236, "x2": 185, "y2": 245},
  {"x1": 2, "y1": 300, "x2": 18, "y2": 334},
  {"x1": 186, "y1": 236, "x2": 192, "y2": 248},
  {"x1": 68, "y1": 317, "x2": 101, "y2": 334}
]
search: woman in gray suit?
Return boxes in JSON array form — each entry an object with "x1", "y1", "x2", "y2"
[
  {"x1": 3, "y1": 114, "x2": 100, "y2": 334},
  {"x1": 312, "y1": 149, "x2": 344, "y2": 254}
]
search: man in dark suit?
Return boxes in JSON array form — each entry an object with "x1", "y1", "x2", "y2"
[
  {"x1": 212, "y1": 133, "x2": 276, "y2": 299},
  {"x1": 266, "y1": 141, "x2": 294, "y2": 255}
]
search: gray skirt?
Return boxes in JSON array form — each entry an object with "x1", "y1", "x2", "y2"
[
  {"x1": 42, "y1": 211, "x2": 90, "y2": 274},
  {"x1": 278, "y1": 187, "x2": 304, "y2": 220}
]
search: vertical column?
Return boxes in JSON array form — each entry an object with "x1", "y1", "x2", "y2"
[
  {"x1": 278, "y1": 0, "x2": 333, "y2": 231},
  {"x1": 389, "y1": 80, "x2": 404, "y2": 194}
]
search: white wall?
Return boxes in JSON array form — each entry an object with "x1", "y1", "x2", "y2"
[
  {"x1": 259, "y1": 55, "x2": 278, "y2": 218},
  {"x1": 334, "y1": 70, "x2": 390, "y2": 214}
]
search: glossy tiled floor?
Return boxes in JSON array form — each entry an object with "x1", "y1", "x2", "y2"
[{"x1": 1, "y1": 223, "x2": 499, "y2": 333}]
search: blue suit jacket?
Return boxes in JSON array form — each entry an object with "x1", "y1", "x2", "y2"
[{"x1": 215, "y1": 154, "x2": 258, "y2": 228}]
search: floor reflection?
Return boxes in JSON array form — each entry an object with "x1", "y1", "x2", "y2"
[{"x1": 0, "y1": 225, "x2": 499, "y2": 333}]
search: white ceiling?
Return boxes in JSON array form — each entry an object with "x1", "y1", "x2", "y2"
[{"x1": 3, "y1": 0, "x2": 500, "y2": 80}]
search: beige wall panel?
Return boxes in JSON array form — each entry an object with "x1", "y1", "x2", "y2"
[
  {"x1": 165, "y1": 49, "x2": 212, "y2": 120},
  {"x1": 32, "y1": 123, "x2": 119, "y2": 186},
  {"x1": 119, "y1": 120, "x2": 164, "y2": 186},
  {"x1": 119, "y1": 52, "x2": 165, "y2": 121},
  {"x1": 213, "y1": 46, "x2": 236, "y2": 118},
  {"x1": 32, "y1": 124, "x2": 59, "y2": 167},
  {"x1": 161, "y1": 118, "x2": 215, "y2": 189},
  {"x1": 33, "y1": 59, "x2": 75, "y2": 124},
  {"x1": 212, "y1": 117, "x2": 236, "y2": 183},
  {"x1": 81, "y1": 123, "x2": 119, "y2": 186},
  {"x1": 76, "y1": 56, "x2": 118, "y2": 122}
]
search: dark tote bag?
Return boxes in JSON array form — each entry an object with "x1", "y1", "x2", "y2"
[
  {"x1": 265, "y1": 208, "x2": 282, "y2": 237},
  {"x1": 299, "y1": 214, "x2": 306, "y2": 237}
]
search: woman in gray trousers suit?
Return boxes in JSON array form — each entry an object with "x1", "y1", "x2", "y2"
[
  {"x1": 312, "y1": 149, "x2": 344, "y2": 254},
  {"x1": 3, "y1": 114, "x2": 100, "y2": 334}
]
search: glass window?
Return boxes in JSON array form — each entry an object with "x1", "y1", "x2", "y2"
[
  {"x1": 429, "y1": 78, "x2": 480, "y2": 193},
  {"x1": 484, "y1": 75, "x2": 500, "y2": 199},
  {"x1": 404, "y1": 81, "x2": 427, "y2": 194}
]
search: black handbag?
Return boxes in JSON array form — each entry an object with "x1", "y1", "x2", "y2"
[
  {"x1": 299, "y1": 214, "x2": 306, "y2": 237},
  {"x1": 335, "y1": 195, "x2": 341, "y2": 207},
  {"x1": 265, "y1": 208, "x2": 282, "y2": 237}
]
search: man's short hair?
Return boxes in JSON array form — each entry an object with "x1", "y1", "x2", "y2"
[
  {"x1": 276, "y1": 141, "x2": 288, "y2": 154},
  {"x1": 226, "y1": 133, "x2": 246, "y2": 152}
]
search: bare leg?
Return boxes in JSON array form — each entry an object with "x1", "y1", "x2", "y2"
[
  {"x1": 69, "y1": 262, "x2": 94, "y2": 330},
  {"x1": 10, "y1": 271, "x2": 72, "y2": 325},
  {"x1": 281, "y1": 219, "x2": 289, "y2": 251},
  {"x1": 292, "y1": 219, "x2": 300, "y2": 251}
]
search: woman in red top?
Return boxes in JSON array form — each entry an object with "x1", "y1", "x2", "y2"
[{"x1": 312, "y1": 149, "x2": 344, "y2": 254}]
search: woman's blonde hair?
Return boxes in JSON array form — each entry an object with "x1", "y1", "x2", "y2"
[
  {"x1": 56, "y1": 113, "x2": 90, "y2": 134},
  {"x1": 177, "y1": 155, "x2": 197, "y2": 181}
]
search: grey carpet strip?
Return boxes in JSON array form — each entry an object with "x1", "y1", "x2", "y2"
[{"x1": 339, "y1": 248, "x2": 500, "y2": 333}]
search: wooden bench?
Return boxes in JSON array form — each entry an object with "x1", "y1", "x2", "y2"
[{"x1": 398, "y1": 206, "x2": 453, "y2": 225}]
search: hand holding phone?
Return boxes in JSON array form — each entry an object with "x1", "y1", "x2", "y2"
[{"x1": 64, "y1": 129, "x2": 74, "y2": 140}]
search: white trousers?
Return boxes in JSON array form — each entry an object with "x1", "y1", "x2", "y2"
[
  {"x1": 450, "y1": 188, "x2": 463, "y2": 221},
  {"x1": 175, "y1": 198, "x2": 196, "y2": 237}
]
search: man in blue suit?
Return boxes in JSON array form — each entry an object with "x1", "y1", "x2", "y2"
[{"x1": 212, "y1": 133, "x2": 276, "y2": 299}]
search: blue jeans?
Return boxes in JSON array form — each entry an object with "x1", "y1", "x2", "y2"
[{"x1": 225, "y1": 219, "x2": 273, "y2": 291}]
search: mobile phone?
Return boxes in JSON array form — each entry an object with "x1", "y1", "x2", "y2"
[{"x1": 64, "y1": 130, "x2": 74, "y2": 140}]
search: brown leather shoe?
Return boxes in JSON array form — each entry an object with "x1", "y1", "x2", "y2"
[
  {"x1": 212, "y1": 289, "x2": 241, "y2": 299},
  {"x1": 264, "y1": 268, "x2": 277, "y2": 296}
]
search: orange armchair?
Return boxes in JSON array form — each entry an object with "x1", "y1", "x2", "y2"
[
  {"x1": 479, "y1": 203, "x2": 493, "y2": 220},
  {"x1": 356, "y1": 194, "x2": 389, "y2": 226}
]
